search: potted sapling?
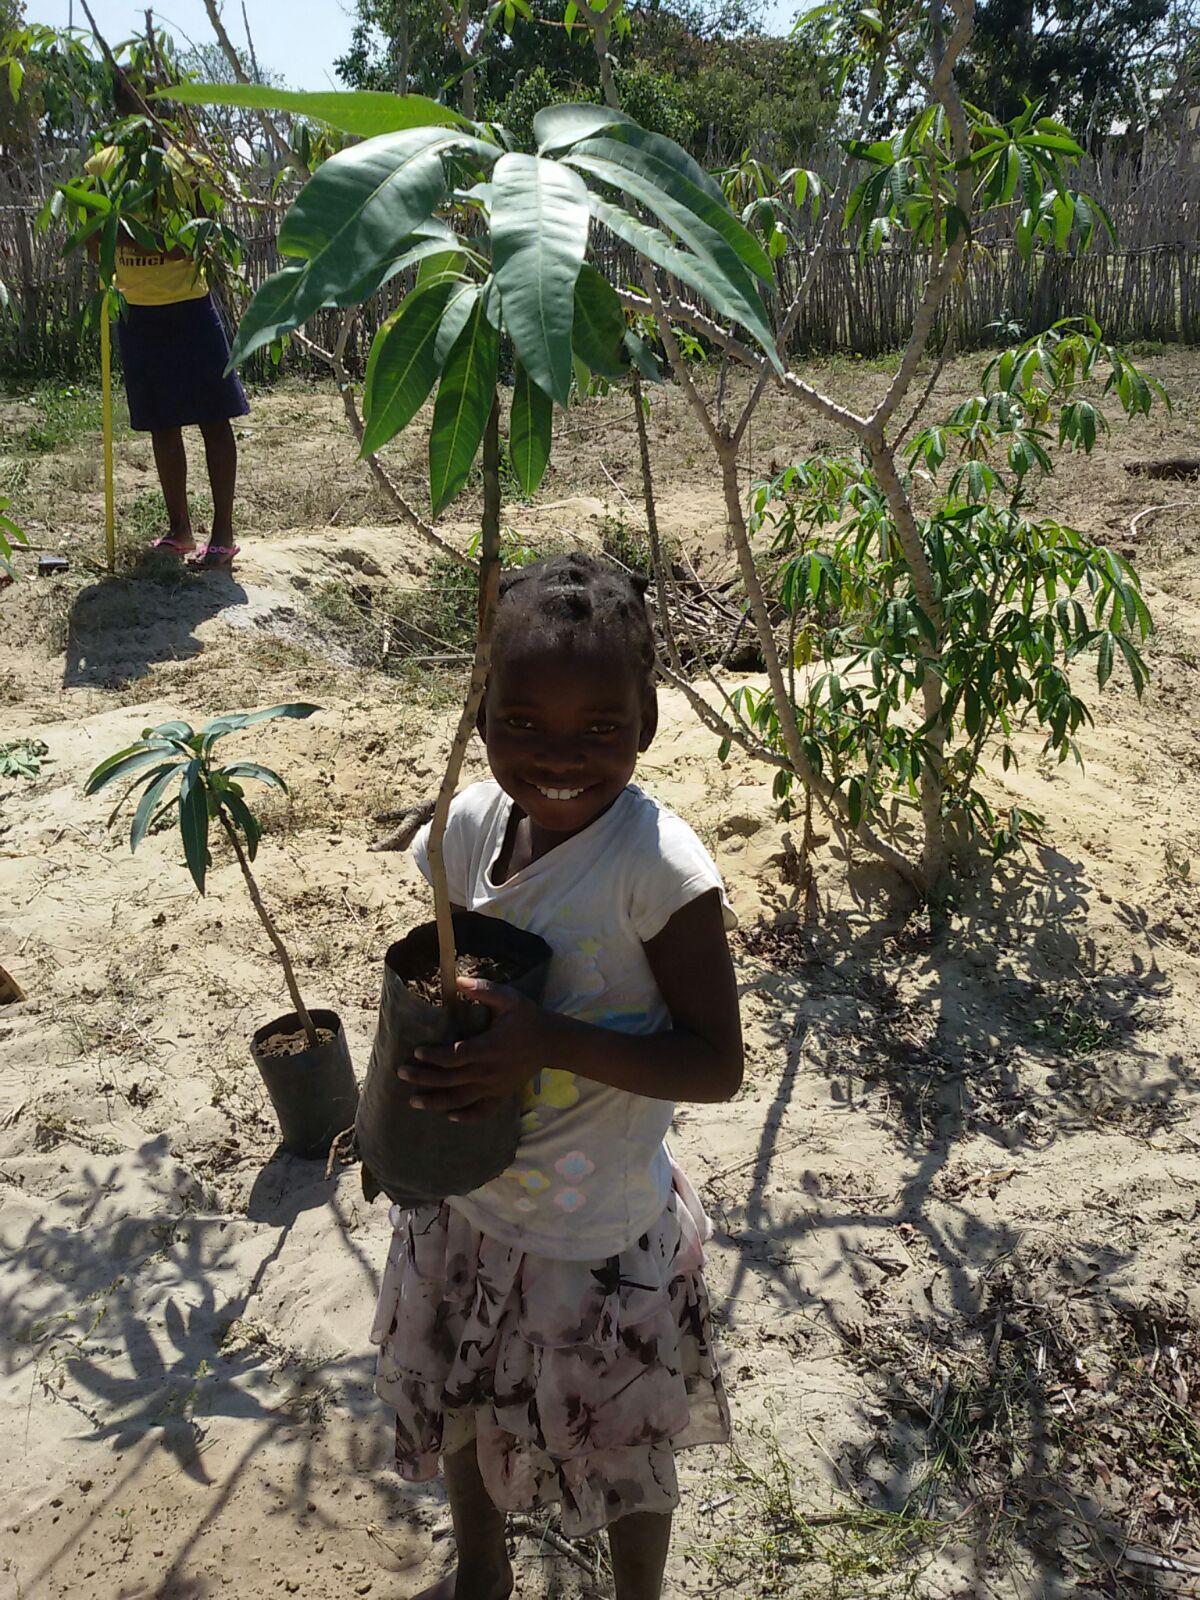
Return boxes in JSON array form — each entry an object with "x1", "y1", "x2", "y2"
[
  {"x1": 170, "y1": 84, "x2": 773, "y2": 1203},
  {"x1": 352, "y1": 401, "x2": 552, "y2": 1206},
  {"x1": 85, "y1": 704, "x2": 358, "y2": 1158}
]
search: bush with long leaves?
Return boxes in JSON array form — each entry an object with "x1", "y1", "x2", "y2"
[{"x1": 85, "y1": 704, "x2": 322, "y2": 1045}]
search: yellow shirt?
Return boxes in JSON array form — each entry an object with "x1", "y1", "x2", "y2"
[{"x1": 84, "y1": 145, "x2": 210, "y2": 307}]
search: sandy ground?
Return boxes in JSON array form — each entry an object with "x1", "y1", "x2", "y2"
[{"x1": 1, "y1": 356, "x2": 1199, "y2": 1600}]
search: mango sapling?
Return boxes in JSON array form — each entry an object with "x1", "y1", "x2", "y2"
[{"x1": 85, "y1": 703, "x2": 358, "y2": 1157}]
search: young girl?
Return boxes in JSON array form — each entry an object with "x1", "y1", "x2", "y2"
[{"x1": 370, "y1": 553, "x2": 743, "y2": 1600}]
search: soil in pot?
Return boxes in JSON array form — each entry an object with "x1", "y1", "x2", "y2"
[
  {"x1": 355, "y1": 913, "x2": 551, "y2": 1207},
  {"x1": 256, "y1": 1024, "x2": 337, "y2": 1058},
  {"x1": 250, "y1": 1008, "x2": 359, "y2": 1161}
]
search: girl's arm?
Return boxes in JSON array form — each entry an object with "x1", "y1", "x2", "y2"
[{"x1": 401, "y1": 889, "x2": 743, "y2": 1119}]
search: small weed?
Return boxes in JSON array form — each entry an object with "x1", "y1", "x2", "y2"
[
  {"x1": 601, "y1": 510, "x2": 655, "y2": 578},
  {"x1": 0, "y1": 737, "x2": 49, "y2": 778},
  {"x1": 1165, "y1": 843, "x2": 1192, "y2": 882},
  {"x1": 691, "y1": 1418, "x2": 941, "y2": 1597},
  {"x1": 1031, "y1": 999, "x2": 1116, "y2": 1056}
]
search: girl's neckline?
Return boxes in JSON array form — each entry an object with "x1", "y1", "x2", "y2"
[{"x1": 486, "y1": 784, "x2": 635, "y2": 888}]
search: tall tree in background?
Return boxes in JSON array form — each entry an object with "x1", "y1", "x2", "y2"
[
  {"x1": 956, "y1": 0, "x2": 1198, "y2": 138},
  {"x1": 334, "y1": 0, "x2": 837, "y2": 162}
]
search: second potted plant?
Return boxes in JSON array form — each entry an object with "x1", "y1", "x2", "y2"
[{"x1": 86, "y1": 703, "x2": 358, "y2": 1159}]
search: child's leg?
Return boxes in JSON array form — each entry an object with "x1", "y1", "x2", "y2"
[
  {"x1": 609, "y1": 1511, "x2": 673, "y2": 1600},
  {"x1": 413, "y1": 1442, "x2": 511, "y2": 1600},
  {"x1": 198, "y1": 419, "x2": 237, "y2": 546},
  {"x1": 150, "y1": 428, "x2": 193, "y2": 544}
]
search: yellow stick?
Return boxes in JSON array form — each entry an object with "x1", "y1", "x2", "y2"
[{"x1": 100, "y1": 292, "x2": 115, "y2": 573}]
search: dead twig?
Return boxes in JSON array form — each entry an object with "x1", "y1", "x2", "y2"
[{"x1": 1129, "y1": 501, "x2": 1200, "y2": 538}]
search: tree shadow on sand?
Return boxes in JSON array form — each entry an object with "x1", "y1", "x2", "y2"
[
  {"x1": 702, "y1": 836, "x2": 1198, "y2": 1597},
  {"x1": 62, "y1": 559, "x2": 248, "y2": 689},
  {"x1": 1, "y1": 1135, "x2": 422, "y2": 1599}
]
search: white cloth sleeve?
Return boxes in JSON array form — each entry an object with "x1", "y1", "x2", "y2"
[
  {"x1": 411, "y1": 805, "x2": 469, "y2": 906},
  {"x1": 626, "y1": 808, "x2": 736, "y2": 942}
]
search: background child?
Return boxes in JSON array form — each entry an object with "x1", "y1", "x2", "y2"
[
  {"x1": 371, "y1": 553, "x2": 744, "y2": 1600},
  {"x1": 87, "y1": 73, "x2": 247, "y2": 570}
]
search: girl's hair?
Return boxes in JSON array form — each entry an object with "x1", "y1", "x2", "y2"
[{"x1": 493, "y1": 552, "x2": 655, "y2": 691}]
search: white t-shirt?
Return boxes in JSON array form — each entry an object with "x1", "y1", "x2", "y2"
[{"x1": 412, "y1": 780, "x2": 734, "y2": 1259}]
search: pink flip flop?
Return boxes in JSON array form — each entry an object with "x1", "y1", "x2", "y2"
[
  {"x1": 190, "y1": 543, "x2": 240, "y2": 571},
  {"x1": 151, "y1": 534, "x2": 196, "y2": 556}
]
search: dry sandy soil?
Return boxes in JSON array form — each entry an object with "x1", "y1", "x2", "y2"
[{"x1": 1, "y1": 354, "x2": 1198, "y2": 1600}]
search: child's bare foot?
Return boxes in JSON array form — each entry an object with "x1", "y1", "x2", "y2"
[{"x1": 410, "y1": 1559, "x2": 513, "y2": 1600}]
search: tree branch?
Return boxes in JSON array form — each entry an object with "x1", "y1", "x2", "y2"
[
  {"x1": 296, "y1": 317, "x2": 477, "y2": 572},
  {"x1": 202, "y1": 0, "x2": 309, "y2": 178}
]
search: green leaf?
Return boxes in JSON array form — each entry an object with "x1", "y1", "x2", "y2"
[
  {"x1": 219, "y1": 788, "x2": 263, "y2": 861},
  {"x1": 362, "y1": 279, "x2": 461, "y2": 455},
  {"x1": 1096, "y1": 630, "x2": 1114, "y2": 688},
  {"x1": 624, "y1": 329, "x2": 664, "y2": 383},
  {"x1": 228, "y1": 264, "x2": 308, "y2": 368},
  {"x1": 85, "y1": 741, "x2": 183, "y2": 796},
  {"x1": 340, "y1": 221, "x2": 462, "y2": 306},
  {"x1": 277, "y1": 128, "x2": 470, "y2": 307},
  {"x1": 510, "y1": 361, "x2": 552, "y2": 495},
  {"x1": 587, "y1": 191, "x2": 780, "y2": 369},
  {"x1": 573, "y1": 131, "x2": 772, "y2": 283},
  {"x1": 220, "y1": 761, "x2": 289, "y2": 792},
  {"x1": 162, "y1": 83, "x2": 469, "y2": 136},
  {"x1": 572, "y1": 262, "x2": 628, "y2": 379},
  {"x1": 129, "y1": 761, "x2": 184, "y2": 852},
  {"x1": 434, "y1": 280, "x2": 480, "y2": 366},
  {"x1": 491, "y1": 153, "x2": 590, "y2": 406},
  {"x1": 534, "y1": 102, "x2": 633, "y2": 155},
  {"x1": 200, "y1": 703, "x2": 320, "y2": 752},
  {"x1": 178, "y1": 759, "x2": 211, "y2": 894},
  {"x1": 429, "y1": 296, "x2": 500, "y2": 514}
]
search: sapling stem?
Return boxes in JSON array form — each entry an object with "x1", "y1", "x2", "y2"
[
  {"x1": 218, "y1": 810, "x2": 319, "y2": 1048},
  {"x1": 425, "y1": 396, "x2": 504, "y2": 1025}
]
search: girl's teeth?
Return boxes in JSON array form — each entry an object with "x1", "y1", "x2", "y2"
[{"x1": 537, "y1": 786, "x2": 584, "y2": 801}]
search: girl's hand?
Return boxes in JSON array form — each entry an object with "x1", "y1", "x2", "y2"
[{"x1": 397, "y1": 977, "x2": 563, "y2": 1121}]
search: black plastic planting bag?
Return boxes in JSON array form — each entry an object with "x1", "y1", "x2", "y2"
[
  {"x1": 355, "y1": 912, "x2": 552, "y2": 1206},
  {"x1": 250, "y1": 1009, "x2": 359, "y2": 1160}
]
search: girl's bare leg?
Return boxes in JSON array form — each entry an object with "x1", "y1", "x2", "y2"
[
  {"x1": 609, "y1": 1511, "x2": 673, "y2": 1600},
  {"x1": 413, "y1": 1443, "x2": 513, "y2": 1600},
  {"x1": 198, "y1": 418, "x2": 237, "y2": 545},
  {"x1": 150, "y1": 427, "x2": 194, "y2": 545}
]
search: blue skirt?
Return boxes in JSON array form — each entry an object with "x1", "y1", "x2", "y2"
[{"x1": 117, "y1": 294, "x2": 249, "y2": 432}]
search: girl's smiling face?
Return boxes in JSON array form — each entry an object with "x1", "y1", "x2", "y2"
[{"x1": 480, "y1": 643, "x2": 656, "y2": 838}]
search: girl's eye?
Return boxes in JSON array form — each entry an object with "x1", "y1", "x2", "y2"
[
  {"x1": 504, "y1": 716, "x2": 535, "y2": 731},
  {"x1": 588, "y1": 723, "x2": 618, "y2": 735}
]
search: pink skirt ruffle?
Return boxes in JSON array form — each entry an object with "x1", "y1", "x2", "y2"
[{"x1": 370, "y1": 1169, "x2": 730, "y2": 1535}]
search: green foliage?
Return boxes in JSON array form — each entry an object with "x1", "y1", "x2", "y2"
[
  {"x1": 742, "y1": 325, "x2": 1162, "y2": 860},
  {"x1": 200, "y1": 89, "x2": 775, "y2": 515},
  {"x1": 165, "y1": 82, "x2": 468, "y2": 136},
  {"x1": 0, "y1": 382, "x2": 121, "y2": 453},
  {"x1": 842, "y1": 100, "x2": 1113, "y2": 261},
  {"x1": 0, "y1": 492, "x2": 27, "y2": 578},
  {"x1": 85, "y1": 705, "x2": 319, "y2": 894},
  {"x1": 957, "y1": 0, "x2": 1184, "y2": 137},
  {"x1": 0, "y1": 736, "x2": 48, "y2": 778}
]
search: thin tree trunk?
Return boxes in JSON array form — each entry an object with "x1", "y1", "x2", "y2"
[
  {"x1": 425, "y1": 398, "x2": 503, "y2": 1021},
  {"x1": 717, "y1": 439, "x2": 923, "y2": 890},
  {"x1": 219, "y1": 812, "x2": 318, "y2": 1047}
]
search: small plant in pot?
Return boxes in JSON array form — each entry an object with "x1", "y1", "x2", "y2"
[{"x1": 85, "y1": 703, "x2": 358, "y2": 1159}]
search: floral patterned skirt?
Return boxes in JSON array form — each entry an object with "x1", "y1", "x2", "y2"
[{"x1": 370, "y1": 1165, "x2": 730, "y2": 1536}]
